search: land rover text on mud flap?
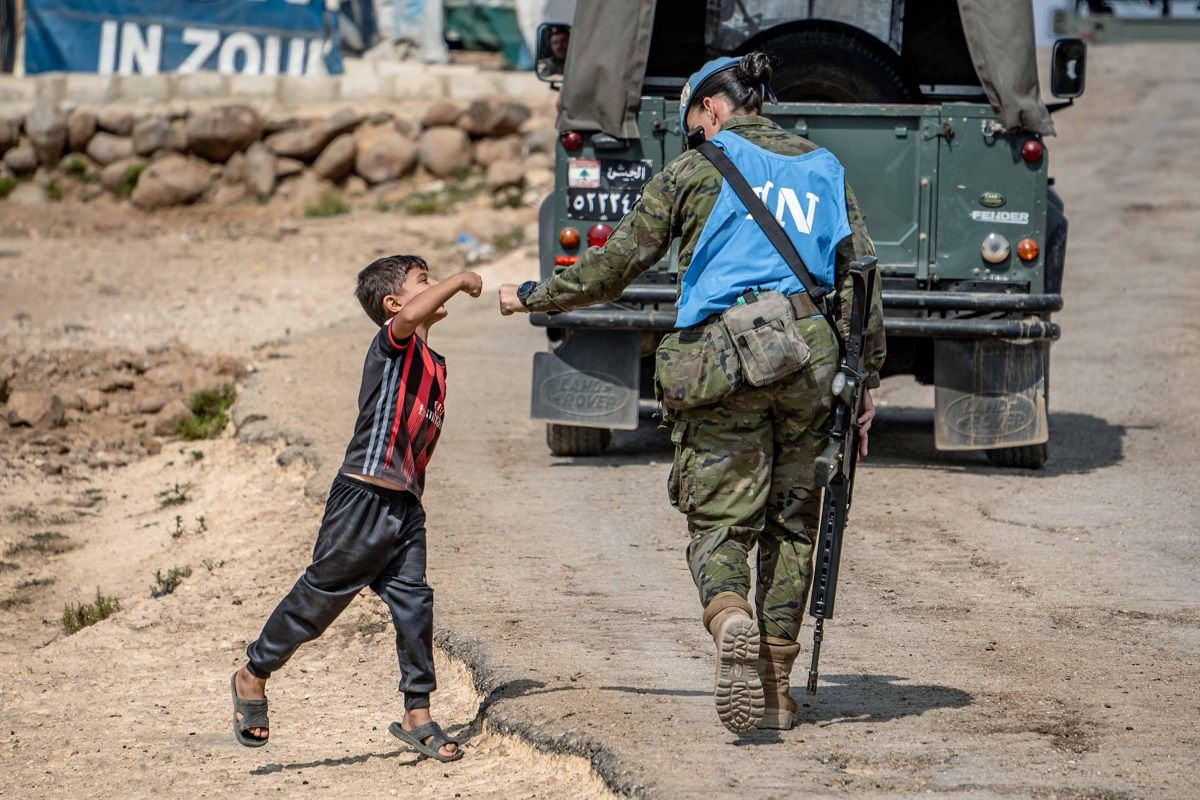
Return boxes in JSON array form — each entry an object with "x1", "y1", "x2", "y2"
[{"x1": 528, "y1": 0, "x2": 1086, "y2": 469}]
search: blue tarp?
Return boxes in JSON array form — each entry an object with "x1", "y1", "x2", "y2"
[{"x1": 24, "y1": 0, "x2": 342, "y2": 75}]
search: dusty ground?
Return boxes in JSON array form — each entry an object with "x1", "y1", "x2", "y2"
[{"x1": 2, "y1": 42, "x2": 1199, "y2": 799}]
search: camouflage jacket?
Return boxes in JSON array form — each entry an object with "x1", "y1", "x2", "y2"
[{"x1": 524, "y1": 115, "x2": 886, "y2": 377}]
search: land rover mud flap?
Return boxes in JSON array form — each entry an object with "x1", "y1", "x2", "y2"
[
  {"x1": 933, "y1": 338, "x2": 1049, "y2": 450},
  {"x1": 531, "y1": 331, "x2": 641, "y2": 431}
]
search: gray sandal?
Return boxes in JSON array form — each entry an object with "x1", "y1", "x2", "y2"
[
  {"x1": 389, "y1": 720, "x2": 463, "y2": 762},
  {"x1": 230, "y1": 673, "x2": 269, "y2": 747}
]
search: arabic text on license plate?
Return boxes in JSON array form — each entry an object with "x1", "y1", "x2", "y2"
[
  {"x1": 568, "y1": 159, "x2": 601, "y2": 189},
  {"x1": 566, "y1": 188, "x2": 641, "y2": 221},
  {"x1": 601, "y1": 159, "x2": 652, "y2": 187}
]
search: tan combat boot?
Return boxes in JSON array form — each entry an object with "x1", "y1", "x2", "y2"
[
  {"x1": 757, "y1": 635, "x2": 802, "y2": 730},
  {"x1": 702, "y1": 592, "x2": 764, "y2": 733}
]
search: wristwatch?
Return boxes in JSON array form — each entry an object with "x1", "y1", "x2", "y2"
[{"x1": 516, "y1": 280, "x2": 539, "y2": 309}]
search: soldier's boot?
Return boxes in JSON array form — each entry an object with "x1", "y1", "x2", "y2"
[
  {"x1": 702, "y1": 592, "x2": 764, "y2": 733},
  {"x1": 757, "y1": 635, "x2": 802, "y2": 730}
]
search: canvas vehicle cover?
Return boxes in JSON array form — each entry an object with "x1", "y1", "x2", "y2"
[{"x1": 557, "y1": 0, "x2": 1055, "y2": 138}]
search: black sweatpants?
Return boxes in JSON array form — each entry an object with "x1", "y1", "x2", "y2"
[{"x1": 246, "y1": 474, "x2": 436, "y2": 710}]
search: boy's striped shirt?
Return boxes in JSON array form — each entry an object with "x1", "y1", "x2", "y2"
[{"x1": 340, "y1": 324, "x2": 447, "y2": 497}]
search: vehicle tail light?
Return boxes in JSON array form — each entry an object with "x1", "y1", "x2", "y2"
[
  {"x1": 554, "y1": 255, "x2": 578, "y2": 266},
  {"x1": 560, "y1": 131, "x2": 583, "y2": 151},
  {"x1": 559, "y1": 227, "x2": 580, "y2": 248},
  {"x1": 587, "y1": 223, "x2": 613, "y2": 248},
  {"x1": 981, "y1": 232, "x2": 1010, "y2": 264},
  {"x1": 1017, "y1": 238, "x2": 1039, "y2": 262},
  {"x1": 1021, "y1": 139, "x2": 1044, "y2": 163}
]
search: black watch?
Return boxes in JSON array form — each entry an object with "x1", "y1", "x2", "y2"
[{"x1": 516, "y1": 280, "x2": 539, "y2": 309}]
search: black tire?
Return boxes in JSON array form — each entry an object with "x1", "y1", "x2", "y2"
[
  {"x1": 754, "y1": 26, "x2": 918, "y2": 103},
  {"x1": 985, "y1": 443, "x2": 1048, "y2": 470},
  {"x1": 546, "y1": 424, "x2": 612, "y2": 456}
]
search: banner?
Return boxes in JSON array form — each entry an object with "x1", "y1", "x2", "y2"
[{"x1": 23, "y1": 0, "x2": 343, "y2": 75}]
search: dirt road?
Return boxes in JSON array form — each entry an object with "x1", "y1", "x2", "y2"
[{"x1": 2, "y1": 42, "x2": 1198, "y2": 799}]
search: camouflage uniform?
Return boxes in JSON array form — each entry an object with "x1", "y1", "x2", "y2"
[{"x1": 524, "y1": 115, "x2": 885, "y2": 642}]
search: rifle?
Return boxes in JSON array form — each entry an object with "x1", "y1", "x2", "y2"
[{"x1": 806, "y1": 255, "x2": 878, "y2": 695}]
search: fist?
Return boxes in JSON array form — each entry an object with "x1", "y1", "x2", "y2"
[
  {"x1": 498, "y1": 283, "x2": 531, "y2": 316},
  {"x1": 457, "y1": 271, "x2": 483, "y2": 298}
]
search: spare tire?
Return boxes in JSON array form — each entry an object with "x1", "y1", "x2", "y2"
[{"x1": 753, "y1": 26, "x2": 918, "y2": 104}]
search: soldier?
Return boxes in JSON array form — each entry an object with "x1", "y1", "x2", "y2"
[{"x1": 499, "y1": 53, "x2": 885, "y2": 733}]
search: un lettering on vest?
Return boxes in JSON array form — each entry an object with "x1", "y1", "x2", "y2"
[{"x1": 749, "y1": 181, "x2": 820, "y2": 234}]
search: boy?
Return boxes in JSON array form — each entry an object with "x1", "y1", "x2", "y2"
[{"x1": 230, "y1": 255, "x2": 482, "y2": 763}]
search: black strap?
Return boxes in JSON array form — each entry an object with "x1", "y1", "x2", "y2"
[{"x1": 697, "y1": 140, "x2": 829, "y2": 304}]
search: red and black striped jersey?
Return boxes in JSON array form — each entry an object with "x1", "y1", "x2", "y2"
[{"x1": 339, "y1": 324, "x2": 447, "y2": 498}]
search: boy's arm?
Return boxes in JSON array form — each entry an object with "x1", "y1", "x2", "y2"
[{"x1": 390, "y1": 272, "x2": 483, "y2": 341}]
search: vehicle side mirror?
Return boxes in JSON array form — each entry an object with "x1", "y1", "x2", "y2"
[
  {"x1": 1051, "y1": 38, "x2": 1087, "y2": 99},
  {"x1": 535, "y1": 23, "x2": 571, "y2": 82}
]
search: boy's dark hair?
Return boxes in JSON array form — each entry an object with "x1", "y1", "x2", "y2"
[{"x1": 355, "y1": 255, "x2": 428, "y2": 326}]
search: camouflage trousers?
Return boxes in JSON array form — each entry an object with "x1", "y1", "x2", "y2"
[{"x1": 667, "y1": 316, "x2": 839, "y2": 642}]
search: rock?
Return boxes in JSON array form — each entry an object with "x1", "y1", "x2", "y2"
[
  {"x1": 526, "y1": 152, "x2": 553, "y2": 171},
  {"x1": 67, "y1": 110, "x2": 97, "y2": 152},
  {"x1": 354, "y1": 126, "x2": 418, "y2": 184},
  {"x1": 473, "y1": 134, "x2": 523, "y2": 166},
  {"x1": 486, "y1": 160, "x2": 525, "y2": 191},
  {"x1": 130, "y1": 155, "x2": 211, "y2": 210},
  {"x1": 96, "y1": 109, "x2": 134, "y2": 136},
  {"x1": 6, "y1": 183, "x2": 46, "y2": 206},
  {"x1": 244, "y1": 142, "x2": 277, "y2": 199},
  {"x1": 422, "y1": 100, "x2": 464, "y2": 128},
  {"x1": 312, "y1": 133, "x2": 356, "y2": 181},
  {"x1": 132, "y1": 115, "x2": 171, "y2": 156},
  {"x1": 524, "y1": 125, "x2": 557, "y2": 155},
  {"x1": 99, "y1": 376, "x2": 135, "y2": 393},
  {"x1": 143, "y1": 362, "x2": 219, "y2": 395},
  {"x1": 324, "y1": 108, "x2": 365, "y2": 139},
  {"x1": 418, "y1": 127, "x2": 472, "y2": 178},
  {"x1": 135, "y1": 392, "x2": 169, "y2": 414},
  {"x1": 211, "y1": 182, "x2": 246, "y2": 206},
  {"x1": 345, "y1": 175, "x2": 368, "y2": 197},
  {"x1": 264, "y1": 115, "x2": 303, "y2": 134},
  {"x1": 457, "y1": 99, "x2": 531, "y2": 137},
  {"x1": 154, "y1": 399, "x2": 191, "y2": 436},
  {"x1": 86, "y1": 133, "x2": 135, "y2": 166},
  {"x1": 7, "y1": 389, "x2": 65, "y2": 428},
  {"x1": 0, "y1": 162, "x2": 12, "y2": 183},
  {"x1": 99, "y1": 157, "x2": 147, "y2": 194},
  {"x1": 264, "y1": 124, "x2": 329, "y2": 161},
  {"x1": 525, "y1": 166, "x2": 554, "y2": 191},
  {"x1": 275, "y1": 157, "x2": 303, "y2": 178},
  {"x1": 25, "y1": 104, "x2": 68, "y2": 166},
  {"x1": 165, "y1": 119, "x2": 189, "y2": 152},
  {"x1": 368, "y1": 111, "x2": 394, "y2": 126},
  {"x1": 3, "y1": 144, "x2": 38, "y2": 174},
  {"x1": 187, "y1": 105, "x2": 262, "y2": 163},
  {"x1": 75, "y1": 387, "x2": 106, "y2": 412},
  {"x1": 223, "y1": 151, "x2": 246, "y2": 184},
  {"x1": 0, "y1": 117, "x2": 19, "y2": 155}
]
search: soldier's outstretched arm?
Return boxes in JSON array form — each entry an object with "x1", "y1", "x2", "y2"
[{"x1": 513, "y1": 169, "x2": 676, "y2": 314}]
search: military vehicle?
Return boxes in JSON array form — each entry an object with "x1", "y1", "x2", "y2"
[{"x1": 526, "y1": 0, "x2": 1087, "y2": 469}]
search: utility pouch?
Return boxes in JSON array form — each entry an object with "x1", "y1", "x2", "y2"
[
  {"x1": 654, "y1": 322, "x2": 742, "y2": 411},
  {"x1": 720, "y1": 290, "x2": 812, "y2": 387}
]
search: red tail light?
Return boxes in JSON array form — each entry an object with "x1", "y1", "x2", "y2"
[
  {"x1": 560, "y1": 131, "x2": 583, "y2": 151},
  {"x1": 587, "y1": 223, "x2": 613, "y2": 248},
  {"x1": 559, "y1": 227, "x2": 580, "y2": 249},
  {"x1": 1021, "y1": 139, "x2": 1044, "y2": 163},
  {"x1": 554, "y1": 255, "x2": 578, "y2": 266}
]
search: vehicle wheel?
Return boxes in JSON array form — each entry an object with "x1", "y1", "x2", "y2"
[
  {"x1": 985, "y1": 443, "x2": 1048, "y2": 470},
  {"x1": 754, "y1": 26, "x2": 918, "y2": 103},
  {"x1": 1044, "y1": 191, "x2": 1069, "y2": 294},
  {"x1": 546, "y1": 424, "x2": 612, "y2": 456}
]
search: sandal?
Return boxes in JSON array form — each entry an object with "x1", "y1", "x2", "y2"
[
  {"x1": 389, "y1": 720, "x2": 463, "y2": 762},
  {"x1": 230, "y1": 672, "x2": 269, "y2": 747}
]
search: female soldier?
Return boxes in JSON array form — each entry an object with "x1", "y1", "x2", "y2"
[{"x1": 499, "y1": 53, "x2": 885, "y2": 734}]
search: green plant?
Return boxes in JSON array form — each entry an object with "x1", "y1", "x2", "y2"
[
  {"x1": 150, "y1": 565, "x2": 192, "y2": 598},
  {"x1": 400, "y1": 177, "x2": 486, "y2": 215},
  {"x1": 492, "y1": 226, "x2": 526, "y2": 252},
  {"x1": 174, "y1": 384, "x2": 235, "y2": 440},
  {"x1": 190, "y1": 450, "x2": 204, "y2": 462},
  {"x1": 201, "y1": 557, "x2": 225, "y2": 572},
  {"x1": 16, "y1": 577, "x2": 55, "y2": 590},
  {"x1": 0, "y1": 595, "x2": 31, "y2": 610},
  {"x1": 46, "y1": 180, "x2": 63, "y2": 201},
  {"x1": 0, "y1": 177, "x2": 16, "y2": 198},
  {"x1": 156, "y1": 482, "x2": 194, "y2": 508},
  {"x1": 303, "y1": 190, "x2": 350, "y2": 218},
  {"x1": 62, "y1": 591, "x2": 121, "y2": 634},
  {"x1": 117, "y1": 163, "x2": 147, "y2": 197},
  {"x1": 0, "y1": 561, "x2": 18, "y2": 572},
  {"x1": 4, "y1": 531, "x2": 75, "y2": 557},
  {"x1": 62, "y1": 155, "x2": 88, "y2": 176},
  {"x1": 194, "y1": 515, "x2": 208, "y2": 533},
  {"x1": 169, "y1": 515, "x2": 184, "y2": 539}
]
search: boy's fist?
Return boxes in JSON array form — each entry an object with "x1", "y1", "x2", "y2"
[{"x1": 457, "y1": 271, "x2": 483, "y2": 297}]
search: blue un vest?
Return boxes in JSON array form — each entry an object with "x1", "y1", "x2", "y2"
[{"x1": 675, "y1": 131, "x2": 851, "y2": 329}]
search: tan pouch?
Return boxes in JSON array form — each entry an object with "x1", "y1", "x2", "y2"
[
  {"x1": 654, "y1": 322, "x2": 742, "y2": 411},
  {"x1": 720, "y1": 290, "x2": 812, "y2": 387}
]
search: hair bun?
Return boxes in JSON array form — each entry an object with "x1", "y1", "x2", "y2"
[{"x1": 737, "y1": 52, "x2": 773, "y2": 88}]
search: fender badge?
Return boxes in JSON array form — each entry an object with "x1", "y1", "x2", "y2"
[{"x1": 979, "y1": 191, "x2": 1006, "y2": 208}]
